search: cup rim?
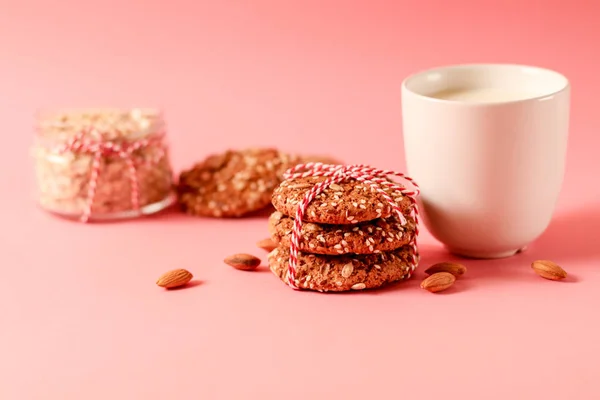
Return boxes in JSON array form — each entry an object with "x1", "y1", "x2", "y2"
[{"x1": 401, "y1": 63, "x2": 570, "y2": 105}]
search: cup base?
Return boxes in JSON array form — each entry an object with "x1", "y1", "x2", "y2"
[{"x1": 446, "y1": 247, "x2": 523, "y2": 259}]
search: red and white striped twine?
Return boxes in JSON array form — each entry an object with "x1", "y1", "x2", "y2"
[
  {"x1": 54, "y1": 128, "x2": 165, "y2": 223},
  {"x1": 282, "y1": 163, "x2": 420, "y2": 290}
]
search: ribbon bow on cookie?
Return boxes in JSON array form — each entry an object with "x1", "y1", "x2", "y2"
[{"x1": 282, "y1": 163, "x2": 420, "y2": 290}]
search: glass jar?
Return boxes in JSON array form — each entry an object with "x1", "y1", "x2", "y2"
[{"x1": 31, "y1": 108, "x2": 175, "y2": 222}]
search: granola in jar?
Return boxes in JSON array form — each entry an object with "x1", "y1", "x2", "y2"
[{"x1": 32, "y1": 108, "x2": 175, "y2": 222}]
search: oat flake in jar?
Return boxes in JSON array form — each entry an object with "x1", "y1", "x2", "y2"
[{"x1": 32, "y1": 108, "x2": 176, "y2": 222}]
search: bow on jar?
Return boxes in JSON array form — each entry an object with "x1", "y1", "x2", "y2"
[
  {"x1": 54, "y1": 128, "x2": 166, "y2": 222},
  {"x1": 282, "y1": 163, "x2": 421, "y2": 290}
]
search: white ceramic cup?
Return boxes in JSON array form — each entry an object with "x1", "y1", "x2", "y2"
[{"x1": 401, "y1": 64, "x2": 570, "y2": 258}]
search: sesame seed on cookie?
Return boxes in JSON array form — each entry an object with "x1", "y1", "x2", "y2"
[
  {"x1": 177, "y1": 148, "x2": 300, "y2": 218},
  {"x1": 271, "y1": 176, "x2": 413, "y2": 224},
  {"x1": 268, "y1": 210, "x2": 416, "y2": 255},
  {"x1": 267, "y1": 245, "x2": 414, "y2": 292}
]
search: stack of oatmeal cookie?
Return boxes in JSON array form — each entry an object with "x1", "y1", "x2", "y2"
[{"x1": 267, "y1": 175, "x2": 418, "y2": 292}]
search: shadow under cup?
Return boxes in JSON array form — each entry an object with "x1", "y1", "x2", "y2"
[{"x1": 401, "y1": 64, "x2": 570, "y2": 259}]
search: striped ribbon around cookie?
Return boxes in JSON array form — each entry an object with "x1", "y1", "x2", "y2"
[{"x1": 282, "y1": 163, "x2": 420, "y2": 290}]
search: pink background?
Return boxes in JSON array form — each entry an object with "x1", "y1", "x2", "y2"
[{"x1": 1, "y1": 1, "x2": 599, "y2": 399}]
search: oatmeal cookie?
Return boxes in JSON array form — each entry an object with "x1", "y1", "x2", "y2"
[
  {"x1": 268, "y1": 245, "x2": 413, "y2": 292},
  {"x1": 177, "y1": 148, "x2": 300, "y2": 217},
  {"x1": 271, "y1": 176, "x2": 413, "y2": 224},
  {"x1": 268, "y1": 211, "x2": 415, "y2": 255}
]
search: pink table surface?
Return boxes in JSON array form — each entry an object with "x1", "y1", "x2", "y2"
[{"x1": 1, "y1": 1, "x2": 599, "y2": 399}]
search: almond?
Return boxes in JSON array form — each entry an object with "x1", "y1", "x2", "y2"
[
  {"x1": 424, "y1": 261, "x2": 467, "y2": 277},
  {"x1": 256, "y1": 238, "x2": 277, "y2": 252},
  {"x1": 420, "y1": 272, "x2": 456, "y2": 293},
  {"x1": 531, "y1": 260, "x2": 567, "y2": 281},
  {"x1": 156, "y1": 268, "x2": 193, "y2": 289},
  {"x1": 225, "y1": 253, "x2": 261, "y2": 271}
]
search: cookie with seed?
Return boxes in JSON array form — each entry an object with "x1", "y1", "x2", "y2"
[
  {"x1": 268, "y1": 210, "x2": 415, "y2": 255},
  {"x1": 271, "y1": 176, "x2": 413, "y2": 224},
  {"x1": 177, "y1": 148, "x2": 300, "y2": 217},
  {"x1": 267, "y1": 245, "x2": 414, "y2": 292}
]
